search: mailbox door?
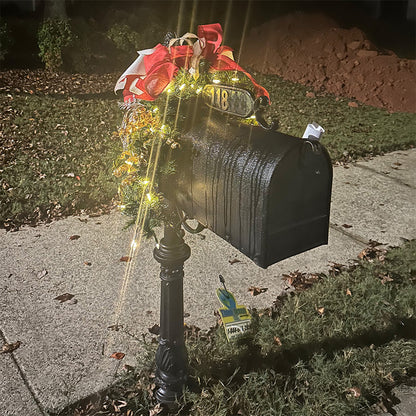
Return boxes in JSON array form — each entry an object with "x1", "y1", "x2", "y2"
[{"x1": 265, "y1": 140, "x2": 332, "y2": 266}]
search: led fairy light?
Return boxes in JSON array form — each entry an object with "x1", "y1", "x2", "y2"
[
  {"x1": 112, "y1": 24, "x2": 269, "y2": 237},
  {"x1": 113, "y1": 71, "x2": 266, "y2": 235}
]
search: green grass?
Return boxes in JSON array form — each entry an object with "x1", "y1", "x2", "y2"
[
  {"x1": 61, "y1": 240, "x2": 416, "y2": 416},
  {"x1": 0, "y1": 93, "x2": 123, "y2": 228},
  {"x1": 1, "y1": 74, "x2": 415, "y2": 229},
  {"x1": 258, "y1": 74, "x2": 416, "y2": 162},
  {"x1": 178, "y1": 240, "x2": 416, "y2": 416}
]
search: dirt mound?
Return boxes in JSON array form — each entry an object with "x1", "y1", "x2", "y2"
[{"x1": 240, "y1": 12, "x2": 416, "y2": 113}]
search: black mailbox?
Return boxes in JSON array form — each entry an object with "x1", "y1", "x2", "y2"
[{"x1": 161, "y1": 105, "x2": 332, "y2": 269}]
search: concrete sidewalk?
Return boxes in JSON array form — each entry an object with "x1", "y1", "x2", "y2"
[{"x1": 0, "y1": 149, "x2": 415, "y2": 415}]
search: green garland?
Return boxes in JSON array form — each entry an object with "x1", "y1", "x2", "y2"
[{"x1": 113, "y1": 66, "x2": 259, "y2": 237}]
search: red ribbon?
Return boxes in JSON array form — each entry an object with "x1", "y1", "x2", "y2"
[{"x1": 122, "y1": 23, "x2": 269, "y2": 103}]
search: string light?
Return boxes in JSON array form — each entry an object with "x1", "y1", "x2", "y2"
[{"x1": 114, "y1": 67, "x2": 264, "y2": 237}]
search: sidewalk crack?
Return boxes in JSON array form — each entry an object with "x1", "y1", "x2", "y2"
[
  {"x1": 329, "y1": 223, "x2": 370, "y2": 246},
  {"x1": 0, "y1": 328, "x2": 48, "y2": 416},
  {"x1": 354, "y1": 163, "x2": 414, "y2": 189}
]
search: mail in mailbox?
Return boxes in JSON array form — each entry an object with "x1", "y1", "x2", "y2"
[{"x1": 161, "y1": 108, "x2": 332, "y2": 269}]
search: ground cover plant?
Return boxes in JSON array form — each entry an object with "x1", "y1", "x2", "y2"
[
  {"x1": 59, "y1": 239, "x2": 416, "y2": 416},
  {"x1": 0, "y1": 71, "x2": 415, "y2": 230},
  {"x1": 0, "y1": 91, "x2": 122, "y2": 229}
]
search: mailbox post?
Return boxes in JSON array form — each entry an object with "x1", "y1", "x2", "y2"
[{"x1": 153, "y1": 221, "x2": 190, "y2": 404}]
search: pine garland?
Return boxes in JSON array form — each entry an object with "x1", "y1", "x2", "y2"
[{"x1": 113, "y1": 66, "x2": 259, "y2": 236}]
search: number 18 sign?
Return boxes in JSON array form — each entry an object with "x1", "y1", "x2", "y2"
[{"x1": 202, "y1": 84, "x2": 255, "y2": 118}]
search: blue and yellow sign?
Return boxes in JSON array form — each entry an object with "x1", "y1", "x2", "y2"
[{"x1": 217, "y1": 288, "x2": 251, "y2": 341}]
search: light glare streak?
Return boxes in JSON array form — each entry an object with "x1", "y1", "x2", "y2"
[
  {"x1": 236, "y1": 0, "x2": 252, "y2": 66},
  {"x1": 112, "y1": 124, "x2": 162, "y2": 327}
]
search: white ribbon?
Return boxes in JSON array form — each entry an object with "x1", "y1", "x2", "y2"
[{"x1": 114, "y1": 48, "x2": 155, "y2": 94}]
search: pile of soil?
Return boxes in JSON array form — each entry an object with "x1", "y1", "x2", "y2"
[{"x1": 240, "y1": 12, "x2": 416, "y2": 113}]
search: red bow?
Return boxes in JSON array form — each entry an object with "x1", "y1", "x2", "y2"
[{"x1": 117, "y1": 24, "x2": 269, "y2": 103}]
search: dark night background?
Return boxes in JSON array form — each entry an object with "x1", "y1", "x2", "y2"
[{"x1": 0, "y1": 0, "x2": 415, "y2": 71}]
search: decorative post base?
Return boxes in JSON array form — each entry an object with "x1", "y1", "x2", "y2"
[{"x1": 153, "y1": 224, "x2": 190, "y2": 404}]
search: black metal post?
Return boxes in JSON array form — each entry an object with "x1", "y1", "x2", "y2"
[{"x1": 153, "y1": 223, "x2": 191, "y2": 404}]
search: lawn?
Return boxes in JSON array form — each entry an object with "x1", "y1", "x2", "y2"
[
  {"x1": 0, "y1": 92, "x2": 123, "y2": 229},
  {"x1": 59, "y1": 239, "x2": 416, "y2": 415},
  {"x1": 1, "y1": 72, "x2": 415, "y2": 230},
  {"x1": 258, "y1": 74, "x2": 416, "y2": 162}
]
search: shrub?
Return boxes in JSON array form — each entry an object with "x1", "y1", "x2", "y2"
[
  {"x1": 106, "y1": 23, "x2": 142, "y2": 53},
  {"x1": 107, "y1": 18, "x2": 166, "y2": 52},
  {"x1": 0, "y1": 19, "x2": 12, "y2": 61},
  {"x1": 38, "y1": 18, "x2": 74, "y2": 70},
  {"x1": 62, "y1": 17, "x2": 112, "y2": 73}
]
